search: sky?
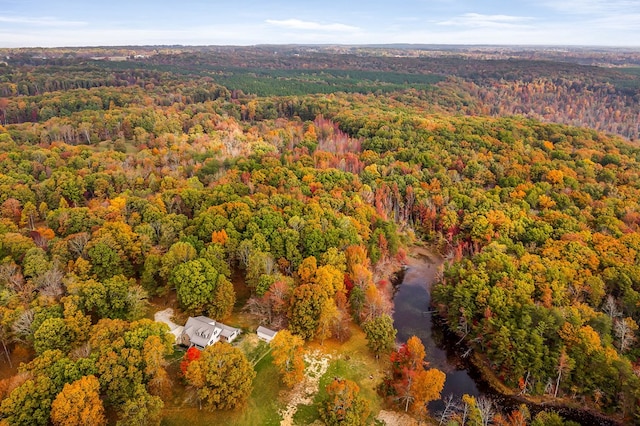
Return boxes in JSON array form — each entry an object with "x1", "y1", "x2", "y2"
[{"x1": 0, "y1": 0, "x2": 639, "y2": 48}]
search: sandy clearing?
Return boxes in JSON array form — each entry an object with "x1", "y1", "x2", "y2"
[
  {"x1": 279, "y1": 350, "x2": 332, "y2": 426},
  {"x1": 376, "y1": 409, "x2": 420, "y2": 426}
]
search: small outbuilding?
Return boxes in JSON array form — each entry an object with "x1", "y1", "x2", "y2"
[{"x1": 257, "y1": 326, "x2": 278, "y2": 343}]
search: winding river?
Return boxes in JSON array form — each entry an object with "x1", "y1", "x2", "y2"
[
  {"x1": 391, "y1": 248, "x2": 621, "y2": 426},
  {"x1": 392, "y1": 249, "x2": 484, "y2": 415}
]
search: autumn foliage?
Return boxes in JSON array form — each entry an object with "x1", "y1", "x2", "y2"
[
  {"x1": 0, "y1": 45, "x2": 639, "y2": 423},
  {"x1": 320, "y1": 378, "x2": 370, "y2": 426},
  {"x1": 381, "y1": 336, "x2": 446, "y2": 415},
  {"x1": 180, "y1": 346, "x2": 201, "y2": 375},
  {"x1": 270, "y1": 329, "x2": 305, "y2": 388},
  {"x1": 50, "y1": 375, "x2": 106, "y2": 426}
]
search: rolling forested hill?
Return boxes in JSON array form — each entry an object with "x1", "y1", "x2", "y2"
[{"x1": 0, "y1": 46, "x2": 639, "y2": 425}]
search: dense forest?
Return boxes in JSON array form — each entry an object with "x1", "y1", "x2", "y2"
[{"x1": 0, "y1": 46, "x2": 639, "y2": 425}]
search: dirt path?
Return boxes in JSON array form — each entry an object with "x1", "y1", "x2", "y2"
[
  {"x1": 376, "y1": 409, "x2": 420, "y2": 426},
  {"x1": 279, "y1": 350, "x2": 331, "y2": 426},
  {"x1": 154, "y1": 308, "x2": 184, "y2": 342}
]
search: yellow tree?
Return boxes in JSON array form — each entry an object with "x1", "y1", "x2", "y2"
[
  {"x1": 271, "y1": 329, "x2": 305, "y2": 387},
  {"x1": 411, "y1": 368, "x2": 446, "y2": 417},
  {"x1": 386, "y1": 336, "x2": 446, "y2": 414},
  {"x1": 184, "y1": 343, "x2": 255, "y2": 410},
  {"x1": 317, "y1": 299, "x2": 339, "y2": 345},
  {"x1": 297, "y1": 256, "x2": 317, "y2": 284},
  {"x1": 320, "y1": 378, "x2": 370, "y2": 426},
  {"x1": 50, "y1": 375, "x2": 106, "y2": 426},
  {"x1": 406, "y1": 335, "x2": 426, "y2": 371}
]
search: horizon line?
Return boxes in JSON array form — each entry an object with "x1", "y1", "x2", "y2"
[{"x1": 2, "y1": 43, "x2": 640, "y2": 50}]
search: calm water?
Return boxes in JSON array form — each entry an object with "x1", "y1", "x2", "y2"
[
  {"x1": 391, "y1": 253, "x2": 480, "y2": 412},
  {"x1": 391, "y1": 252, "x2": 621, "y2": 425}
]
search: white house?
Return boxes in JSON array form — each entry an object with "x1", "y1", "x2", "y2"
[
  {"x1": 257, "y1": 326, "x2": 278, "y2": 343},
  {"x1": 180, "y1": 316, "x2": 240, "y2": 349}
]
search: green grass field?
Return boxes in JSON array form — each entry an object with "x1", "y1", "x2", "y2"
[
  {"x1": 160, "y1": 323, "x2": 389, "y2": 426},
  {"x1": 161, "y1": 351, "x2": 284, "y2": 426},
  {"x1": 292, "y1": 326, "x2": 387, "y2": 425}
]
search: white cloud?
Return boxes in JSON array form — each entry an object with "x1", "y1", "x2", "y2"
[
  {"x1": 540, "y1": 0, "x2": 640, "y2": 33},
  {"x1": 265, "y1": 19, "x2": 360, "y2": 32},
  {"x1": 0, "y1": 15, "x2": 86, "y2": 27},
  {"x1": 437, "y1": 13, "x2": 534, "y2": 29},
  {"x1": 543, "y1": 0, "x2": 640, "y2": 14}
]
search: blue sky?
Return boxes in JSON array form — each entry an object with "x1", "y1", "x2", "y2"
[{"x1": 0, "y1": 0, "x2": 639, "y2": 47}]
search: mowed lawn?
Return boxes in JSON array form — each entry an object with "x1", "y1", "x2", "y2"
[
  {"x1": 160, "y1": 323, "x2": 388, "y2": 426},
  {"x1": 161, "y1": 350, "x2": 283, "y2": 426},
  {"x1": 293, "y1": 324, "x2": 388, "y2": 425}
]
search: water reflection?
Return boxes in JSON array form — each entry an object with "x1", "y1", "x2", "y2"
[
  {"x1": 391, "y1": 252, "x2": 621, "y2": 425},
  {"x1": 392, "y1": 253, "x2": 480, "y2": 413}
]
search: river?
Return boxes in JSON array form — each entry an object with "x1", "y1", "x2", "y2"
[
  {"x1": 392, "y1": 248, "x2": 481, "y2": 414},
  {"x1": 391, "y1": 248, "x2": 622, "y2": 426}
]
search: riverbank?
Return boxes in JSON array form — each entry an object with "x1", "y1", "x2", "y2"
[
  {"x1": 466, "y1": 350, "x2": 624, "y2": 426},
  {"x1": 396, "y1": 244, "x2": 625, "y2": 426}
]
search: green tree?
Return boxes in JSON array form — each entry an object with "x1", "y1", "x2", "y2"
[
  {"x1": 92, "y1": 319, "x2": 172, "y2": 406},
  {"x1": 33, "y1": 317, "x2": 73, "y2": 355},
  {"x1": 69, "y1": 275, "x2": 147, "y2": 321},
  {"x1": 287, "y1": 284, "x2": 327, "y2": 340},
  {"x1": 531, "y1": 410, "x2": 580, "y2": 426},
  {"x1": 86, "y1": 238, "x2": 125, "y2": 280},
  {"x1": 159, "y1": 241, "x2": 197, "y2": 282},
  {"x1": 0, "y1": 376, "x2": 55, "y2": 426},
  {"x1": 170, "y1": 258, "x2": 231, "y2": 315},
  {"x1": 19, "y1": 201, "x2": 37, "y2": 230},
  {"x1": 209, "y1": 274, "x2": 235, "y2": 320},
  {"x1": 362, "y1": 314, "x2": 396, "y2": 359},
  {"x1": 115, "y1": 384, "x2": 163, "y2": 426}
]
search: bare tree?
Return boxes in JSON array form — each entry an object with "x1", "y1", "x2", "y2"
[
  {"x1": 0, "y1": 263, "x2": 24, "y2": 292},
  {"x1": 555, "y1": 350, "x2": 571, "y2": 398},
  {"x1": 615, "y1": 317, "x2": 638, "y2": 353},
  {"x1": 519, "y1": 371, "x2": 531, "y2": 395},
  {"x1": 0, "y1": 313, "x2": 13, "y2": 368},
  {"x1": 476, "y1": 396, "x2": 495, "y2": 426},
  {"x1": 544, "y1": 378, "x2": 555, "y2": 396},
  {"x1": 457, "y1": 316, "x2": 470, "y2": 344},
  {"x1": 78, "y1": 122, "x2": 93, "y2": 144},
  {"x1": 245, "y1": 296, "x2": 273, "y2": 324},
  {"x1": 263, "y1": 254, "x2": 276, "y2": 276},
  {"x1": 68, "y1": 232, "x2": 90, "y2": 259},
  {"x1": 11, "y1": 309, "x2": 34, "y2": 343},
  {"x1": 69, "y1": 342, "x2": 92, "y2": 360},
  {"x1": 602, "y1": 294, "x2": 621, "y2": 320},
  {"x1": 36, "y1": 267, "x2": 65, "y2": 298},
  {"x1": 0, "y1": 263, "x2": 33, "y2": 302},
  {"x1": 459, "y1": 396, "x2": 471, "y2": 426},
  {"x1": 237, "y1": 240, "x2": 252, "y2": 268},
  {"x1": 396, "y1": 373, "x2": 415, "y2": 412},
  {"x1": 437, "y1": 394, "x2": 457, "y2": 426}
]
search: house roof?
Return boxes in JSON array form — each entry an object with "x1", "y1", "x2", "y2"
[
  {"x1": 193, "y1": 316, "x2": 215, "y2": 324},
  {"x1": 182, "y1": 316, "x2": 239, "y2": 345},
  {"x1": 183, "y1": 316, "x2": 218, "y2": 347},
  {"x1": 257, "y1": 326, "x2": 278, "y2": 338},
  {"x1": 219, "y1": 323, "x2": 240, "y2": 338}
]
